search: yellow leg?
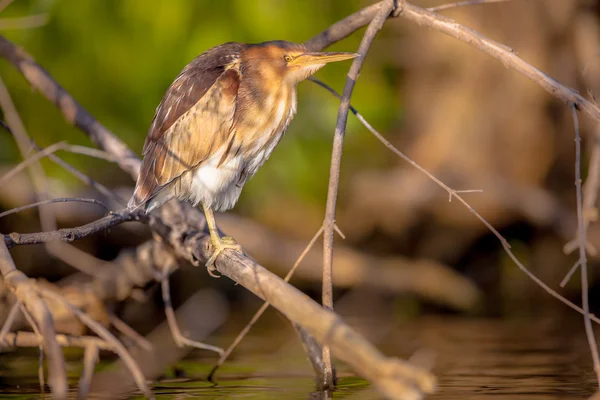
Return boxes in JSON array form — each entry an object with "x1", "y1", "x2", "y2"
[{"x1": 202, "y1": 203, "x2": 242, "y2": 276}]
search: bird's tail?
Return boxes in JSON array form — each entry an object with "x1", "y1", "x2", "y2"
[{"x1": 127, "y1": 157, "x2": 159, "y2": 212}]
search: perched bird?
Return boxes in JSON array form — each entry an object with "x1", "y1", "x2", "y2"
[{"x1": 127, "y1": 40, "x2": 357, "y2": 272}]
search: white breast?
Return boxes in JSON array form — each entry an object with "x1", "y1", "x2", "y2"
[{"x1": 187, "y1": 90, "x2": 297, "y2": 212}]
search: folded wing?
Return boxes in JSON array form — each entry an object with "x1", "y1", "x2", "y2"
[{"x1": 128, "y1": 42, "x2": 245, "y2": 210}]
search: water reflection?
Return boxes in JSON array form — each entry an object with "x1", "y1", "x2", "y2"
[{"x1": 0, "y1": 316, "x2": 596, "y2": 399}]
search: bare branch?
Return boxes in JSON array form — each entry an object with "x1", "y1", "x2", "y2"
[
  {"x1": 77, "y1": 344, "x2": 98, "y2": 400},
  {"x1": 321, "y1": 0, "x2": 396, "y2": 388},
  {"x1": 0, "y1": 300, "x2": 20, "y2": 342},
  {"x1": 160, "y1": 270, "x2": 224, "y2": 355},
  {"x1": 3, "y1": 209, "x2": 143, "y2": 249},
  {"x1": 0, "y1": 197, "x2": 109, "y2": 219},
  {"x1": 427, "y1": 0, "x2": 512, "y2": 13},
  {"x1": 0, "y1": 331, "x2": 113, "y2": 350},
  {"x1": 0, "y1": 141, "x2": 66, "y2": 187},
  {"x1": 0, "y1": 139, "x2": 121, "y2": 188}
]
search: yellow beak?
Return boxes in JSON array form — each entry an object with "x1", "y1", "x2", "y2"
[{"x1": 290, "y1": 52, "x2": 359, "y2": 67}]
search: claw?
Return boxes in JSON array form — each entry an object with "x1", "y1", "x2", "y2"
[{"x1": 205, "y1": 235, "x2": 242, "y2": 276}]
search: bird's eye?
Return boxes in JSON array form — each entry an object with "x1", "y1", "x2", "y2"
[{"x1": 283, "y1": 55, "x2": 293, "y2": 63}]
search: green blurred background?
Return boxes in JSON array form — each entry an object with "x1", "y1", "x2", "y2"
[{"x1": 0, "y1": 0, "x2": 396, "y2": 215}]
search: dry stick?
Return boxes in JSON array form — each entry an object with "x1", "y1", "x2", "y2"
[
  {"x1": 0, "y1": 331, "x2": 113, "y2": 350},
  {"x1": 562, "y1": 130, "x2": 600, "y2": 284},
  {"x1": 572, "y1": 104, "x2": 600, "y2": 388},
  {"x1": 321, "y1": 1, "x2": 395, "y2": 389},
  {"x1": 40, "y1": 288, "x2": 154, "y2": 400},
  {"x1": 36, "y1": 146, "x2": 127, "y2": 206},
  {"x1": 0, "y1": 140, "x2": 120, "y2": 187},
  {"x1": 3, "y1": 209, "x2": 141, "y2": 249},
  {"x1": 309, "y1": 77, "x2": 600, "y2": 326},
  {"x1": 208, "y1": 226, "x2": 324, "y2": 380},
  {"x1": 66, "y1": 144, "x2": 121, "y2": 163},
  {"x1": 160, "y1": 270, "x2": 224, "y2": 355},
  {"x1": 0, "y1": 74, "x2": 59, "y2": 258},
  {"x1": 77, "y1": 344, "x2": 98, "y2": 400},
  {"x1": 0, "y1": 141, "x2": 66, "y2": 187},
  {"x1": 426, "y1": 0, "x2": 512, "y2": 12},
  {"x1": 0, "y1": 300, "x2": 20, "y2": 342},
  {"x1": 0, "y1": 197, "x2": 109, "y2": 219}
]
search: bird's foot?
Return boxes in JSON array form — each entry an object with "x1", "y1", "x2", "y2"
[{"x1": 205, "y1": 236, "x2": 242, "y2": 277}]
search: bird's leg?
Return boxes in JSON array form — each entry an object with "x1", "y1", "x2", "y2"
[{"x1": 202, "y1": 203, "x2": 242, "y2": 276}]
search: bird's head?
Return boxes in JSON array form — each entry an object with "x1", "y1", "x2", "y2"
[{"x1": 242, "y1": 41, "x2": 358, "y2": 86}]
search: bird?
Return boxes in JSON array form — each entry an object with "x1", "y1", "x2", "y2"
[{"x1": 127, "y1": 40, "x2": 357, "y2": 273}]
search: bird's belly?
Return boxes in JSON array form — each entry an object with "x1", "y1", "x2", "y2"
[{"x1": 187, "y1": 149, "x2": 245, "y2": 212}]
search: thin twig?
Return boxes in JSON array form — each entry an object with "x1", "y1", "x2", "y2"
[
  {"x1": 208, "y1": 226, "x2": 324, "y2": 381},
  {"x1": 31, "y1": 143, "x2": 127, "y2": 206},
  {"x1": 562, "y1": 131, "x2": 600, "y2": 278},
  {"x1": 4, "y1": 209, "x2": 142, "y2": 249},
  {"x1": 0, "y1": 197, "x2": 109, "y2": 219},
  {"x1": 321, "y1": 0, "x2": 396, "y2": 388},
  {"x1": 77, "y1": 344, "x2": 98, "y2": 400},
  {"x1": 160, "y1": 270, "x2": 224, "y2": 355},
  {"x1": 0, "y1": 331, "x2": 113, "y2": 350},
  {"x1": 0, "y1": 140, "x2": 121, "y2": 188},
  {"x1": 0, "y1": 74, "x2": 60, "y2": 270},
  {"x1": 0, "y1": 300, "x2": 20, "y2": 343},
  {"x1": 20, "y1": 305, "x2": 45, "y2": 397},
  {"x1": 109, "y1": 314, "x2": 152, "y2": 352},
  {"x1": 560, "y1": 260, "x2": 581, "y2": 288},
  {"x1": 571, "y1": 104, "x2": 600, "y2": 388},
  {"x1": 0, "y1": 141, "x2": 66, "y2": 187},
  {"x1": 427, "y1": 0, "x2": 512, "y2": 12}
]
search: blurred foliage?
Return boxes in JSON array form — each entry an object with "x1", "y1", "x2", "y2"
[{"x1": 0, "y1": 0, "x2": 400, "y2": 212}]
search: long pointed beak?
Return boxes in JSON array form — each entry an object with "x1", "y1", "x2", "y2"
[{"x1": 290, "y1": 52, "x2": 359, "y2": 67}]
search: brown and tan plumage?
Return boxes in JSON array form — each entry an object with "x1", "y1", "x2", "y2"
[{"x1": 128, "y1": 40, "x2": 357, "y2": 271}]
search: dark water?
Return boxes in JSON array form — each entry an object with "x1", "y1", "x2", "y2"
[{"x1": 0, "y1": 316, "x2": 596, "y2": 399}]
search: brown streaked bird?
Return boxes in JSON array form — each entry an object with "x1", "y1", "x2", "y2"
[{"x1": 127, "y1": 40, "x2": 357, "y2": 272}]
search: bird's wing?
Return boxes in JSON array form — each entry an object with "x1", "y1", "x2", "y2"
[{"x1": 128, "y1": 43, "x2": 245, "y2": 210}]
